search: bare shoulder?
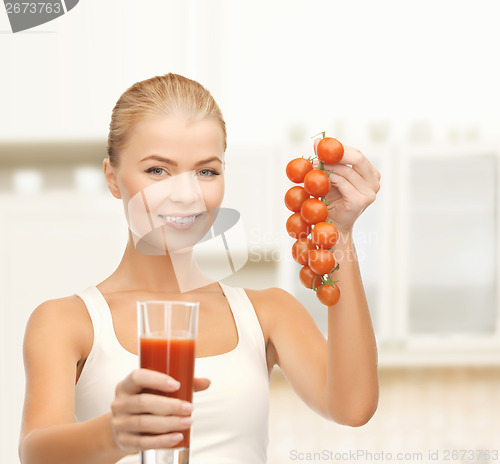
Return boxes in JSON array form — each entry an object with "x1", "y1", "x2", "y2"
[
  {"x1": 24, "y1": 294, "x2": 93, "y2": 361},
  {"x1": 27, "y1": 294, "x2": 90, "y2": 331},
  {"x1": 244, "y1": 286, "x2": 307, "y2": 314},
  {"x1": 243, "y1": 286, "x2": 311, "y2": 333},
  {"x1": 243, "y1": 286, "x2": 323, "y2": 370}
]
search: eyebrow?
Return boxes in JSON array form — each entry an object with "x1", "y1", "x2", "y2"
[{"x1": 140, "y1": 154, "x2": 222, "y2": 166}]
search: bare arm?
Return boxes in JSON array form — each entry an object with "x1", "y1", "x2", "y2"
[
  {"x1": 18, "y1": 298, "x2": 128, "y2": 464},
  {"x1": 325, "y1": 228, "x2": 379, "y2": 426},
  {"x1": 19, "y1": 298, "x2": 208, "y2": 464},
  {"x1": 263, "y1": 264, "x2": 378, "y2": 428},
  {"x1": 20, "y1": 415, "x2": 126, "y2": 464},
  {"x1": 317, "y1": 142, "x2": 380, "y2": 424}
]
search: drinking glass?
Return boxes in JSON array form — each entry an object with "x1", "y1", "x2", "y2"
[{"x1": 137, "y1": 300, "x2": 199, "y2": 464}]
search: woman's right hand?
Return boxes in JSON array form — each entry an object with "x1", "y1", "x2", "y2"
[{"x1": 110, "y1": 368, "x2": 210, "y2": 453}]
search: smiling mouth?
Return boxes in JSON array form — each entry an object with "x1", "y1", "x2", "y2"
[{"x1": 158, "y1": 213, "x2": 203, "y2": 224}]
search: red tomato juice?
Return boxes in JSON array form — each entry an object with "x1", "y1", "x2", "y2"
[{"x1": 140, "y1": 337, "x2": 195, "y2": 448}]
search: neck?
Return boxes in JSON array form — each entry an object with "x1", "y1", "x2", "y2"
[{"x1": 110, "y1": 229, "x2": 216, "y2": 294}]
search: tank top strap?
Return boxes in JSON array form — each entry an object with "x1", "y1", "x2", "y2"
[
  {"x1": 73, "y1": 285, "x2": 116, "y2": 352},
  {"x1": 218, "y1": 281, "x2": 266, "y2": 359}
]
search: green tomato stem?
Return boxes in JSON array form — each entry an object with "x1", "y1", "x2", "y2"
[
  {"x1": 312, "y1": 274, "x2": 326, "y2": 292},
  {"x1": 311, "y1": 131, "x2": 326, "y2": 139}
]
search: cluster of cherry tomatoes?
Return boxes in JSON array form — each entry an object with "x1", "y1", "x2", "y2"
[{"x1": 285, "y1": 134, "x2": 344, "y2": 306}]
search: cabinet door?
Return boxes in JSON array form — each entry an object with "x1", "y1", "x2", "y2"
[{"x1": 405, "y1": 152, "x2": 498, "y2": 337}]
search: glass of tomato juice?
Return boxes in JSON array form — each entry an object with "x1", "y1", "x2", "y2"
[{"x1": 137, "y1": 300, "x2": 199, "y2": 464}]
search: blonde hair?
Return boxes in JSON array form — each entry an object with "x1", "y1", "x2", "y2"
[{"x1": 107, "y1": 73, "x2": 227, "y2": 166}]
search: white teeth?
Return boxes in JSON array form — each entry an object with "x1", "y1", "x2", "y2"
[{"x1": 160, "y1": 215, "x2": 199, "y2": 224}]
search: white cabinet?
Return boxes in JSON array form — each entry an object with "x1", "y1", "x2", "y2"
[
  {"x1": 406, "y1": 154, "x2": 496, "y2": 335},
  {"x1": 389, "y1": 143, "x2": 500, "y2": 365}
]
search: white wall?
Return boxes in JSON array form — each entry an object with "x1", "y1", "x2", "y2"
[{"x1": 1, "y1": 0, "x2": 499, "y2": 144}]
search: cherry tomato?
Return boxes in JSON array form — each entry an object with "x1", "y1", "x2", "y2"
[
  {"x1": 317, "y1": 137, "x2": 344, "y2": 164},
  {"x1": 316, "y1": 283, "x2": 341, "y2": 306},
  {"x1": 300, "y1": 198, "x2": 328, "y2": 224},
  {"x1": 299, "y1": 266, "x2": 323, "y2": 290},
  {"x1": 286, "y1": 158, "x2": 313, "y2": 183},
  {"x1": 308, "y1": 248, "x2": 336, "y2": 275},
  {"x1": 292, "y1": 238, "x2": 316, "y2": 265},
  {"x1": 285, "y1": 186, "x2": 310, "y2": 212},
  {"x1": 311, "y1": 222, "x2": 339, "y2": 249},
  {"x1": 303, "y1": 169, "x2": 330, "y2": 198},
  {"x1": 286, "y1": 213, "x2": 311, "y2": 239}
]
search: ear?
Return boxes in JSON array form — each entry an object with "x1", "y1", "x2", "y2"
[{"x1": 103, "y1": 158, "x2": 122, "y2": 199}]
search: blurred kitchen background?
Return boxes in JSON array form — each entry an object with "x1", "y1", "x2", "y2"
[{"x1": 1, "y1": 1, "x2": 499, "y2": 463}]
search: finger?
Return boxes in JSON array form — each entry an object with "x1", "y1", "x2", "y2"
[
  {"x1": 117, "y1": 431, "x2": 184, "y2": 452},
  {"x1": 118, "y1": 369, "x2": 180, "y2": 396},
  {"x1": 327, "y1": 145, "x2": 381, "y2": 190},
  {"x1": 313, "y1": 138, "x2": 321, "y2": 156},
  {"x1": 314, "y1": 137, "x2": 321, "y2": 156},
  {"x1": 115, "y1": 394, "x2": 193, "y2": 416},
  {"x1": 115, "y1": 412, "x2": 193, "y2": 435},
  {"x1": 326, "y1": 163, "x2": 375, "y2": 198},
  {"x1": 193, "y1": 377, "x2": 211, "y2": 392},
  {"x1": 328, "y1": 171, "x2": 375, "y2": 207}
]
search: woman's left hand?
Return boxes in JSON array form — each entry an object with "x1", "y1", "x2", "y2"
[{"x1": 312, "y1": 139, "x2": 381, "y2": 234}]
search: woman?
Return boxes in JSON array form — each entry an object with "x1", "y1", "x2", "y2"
[{"x1": 18, "y1": 73, "x2": 380, "y2": 464}]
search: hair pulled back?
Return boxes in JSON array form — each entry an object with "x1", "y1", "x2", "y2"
[{"x1": 107, "y1": 73, "x2": 227, "y2": 166}]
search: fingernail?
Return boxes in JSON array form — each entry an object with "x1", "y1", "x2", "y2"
[
  {"x1": 182, "y1": 402, "x2": 193, "y2": 413},
  {"x1": 180, "y1": 416, "x2": 193, "y2": 426},
  {"x1": 167, "y1": 379, "x2": 181, "y2": 389},
  {"x1": 172, "y1": 433, "x2": 183, "y2": 442}
]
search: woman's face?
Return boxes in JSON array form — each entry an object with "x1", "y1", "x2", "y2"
[{"x1": 105, "y1": 114, "x2": 225, "y2": 254}]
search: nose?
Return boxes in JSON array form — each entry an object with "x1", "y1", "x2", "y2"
[{"x1": 168, "y1": 171, "x2": 202, "y2": 205}]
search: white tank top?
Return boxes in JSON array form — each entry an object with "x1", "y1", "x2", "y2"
[{"x1": 73, "y1": 281, "x2": 270, "y2": 464}]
